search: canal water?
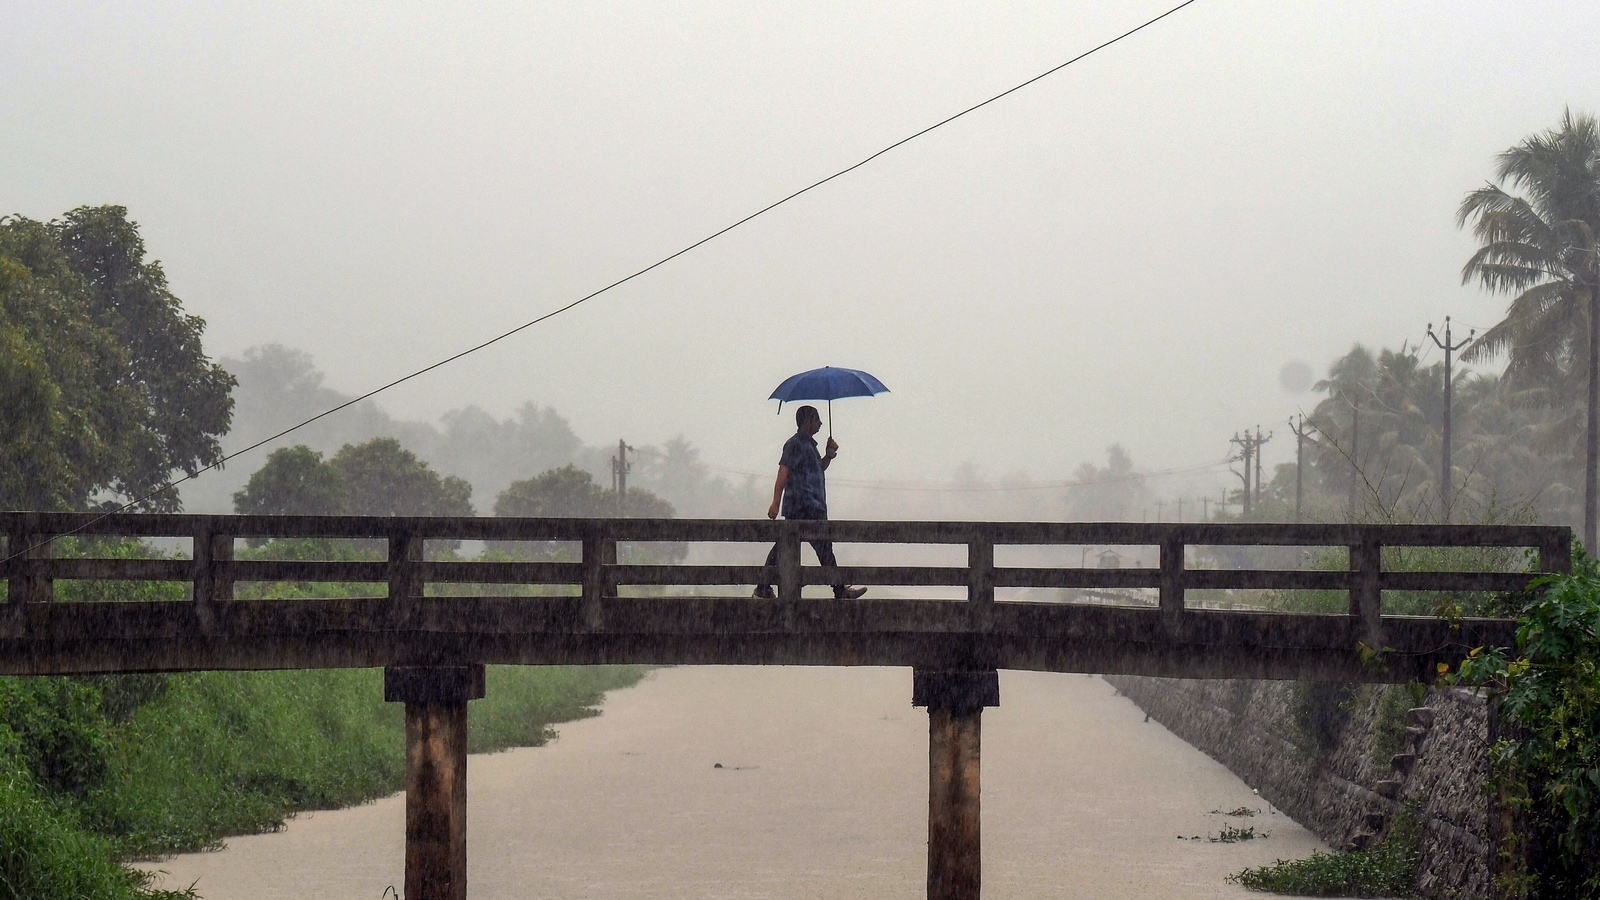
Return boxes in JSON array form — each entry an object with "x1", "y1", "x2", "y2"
[{"x1": 140, "y1": 666, "x2": 1323, "y2": 899}]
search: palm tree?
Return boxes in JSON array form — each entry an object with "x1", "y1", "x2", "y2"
[{"x1": 1459, "y1": 109, "x2": 1600, "y2": 550}]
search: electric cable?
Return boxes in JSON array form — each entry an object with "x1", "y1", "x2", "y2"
[
  {"x1": 691, "y1": 456, "x2": 1232, "y2": 492},
  {"x1": 3, "y1": 0, "x2": 1202, "y2": 562}
]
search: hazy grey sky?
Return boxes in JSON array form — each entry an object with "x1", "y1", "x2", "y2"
[{"x1": 4, "y1": 1, "x2": 1596, "y2": 502}]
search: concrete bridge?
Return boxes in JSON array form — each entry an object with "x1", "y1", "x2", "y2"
[{"x1": 0, "y1": 512, "x2": 1572, "y2": 899}]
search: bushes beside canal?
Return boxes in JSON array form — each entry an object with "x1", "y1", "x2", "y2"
[{"x1": 0, "y1": 665, "x2": 646, "y2": 897}]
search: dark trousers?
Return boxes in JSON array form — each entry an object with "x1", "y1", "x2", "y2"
[{"x1": 759, "y1": 510, "x2": 843, "y2": 595}]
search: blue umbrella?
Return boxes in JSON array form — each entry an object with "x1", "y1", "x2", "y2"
[{"x1": 769, "y1": 366, "x2": 890, "y2": 437}]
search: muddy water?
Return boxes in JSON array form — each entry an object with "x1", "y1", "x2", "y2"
[{"x1": 140, "y1": 667, "x2": 1322, "y2": 899}]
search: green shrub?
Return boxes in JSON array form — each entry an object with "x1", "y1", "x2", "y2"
[
  {"x1": 0, "y1": 727, "x2": 192, "y2": 900},
  {"x1": 0, "y1": 677, "x2": 113, "y2": 802},
  {"x1": 1231, "y1": 808, "x2": 1421, "y2": 897},
  {"x1": 1455, "y1": 551, "x2": 1600, "y2": 898}
]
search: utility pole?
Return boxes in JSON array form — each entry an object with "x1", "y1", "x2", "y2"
[
  {"x1": 1177, "y1": 497, "x2": 1185, "y2": 523},
  {"x1": 1427, "y1": 316, "x2": 1474, "y2": 523},
  {"x1": 1230, "y1": 429, "x2": 1272, "y2": 517},
  {"x1": 1201, "y1": 496, "x2": 1210, "y2": 522},
  {"x1": 611, "y1": 439, "x2": 633, "y2": 516},
  {"x1": 1230, "y1": 432, "x2": 1254, "y2": 516},
  {"x1": 1253, "y1": 425, "x2": 1272, "y2": 509},
  {"x1": 1288, "y1": 414, "x2": 1316, "y2": 523}
]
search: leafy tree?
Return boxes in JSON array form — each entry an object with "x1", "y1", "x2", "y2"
[
  {"x1": 0, "y1": 206, "x2": 234, "y2": 511},
  {"x1": 494, "y1": 465, "x2": 681, "y2": 567},
  {"x1": 1459, "y1": 110, "x2": 1600, "y2": 550},
  {"x1": 494, "y1": 464, "x2": 672, "y2": 518},
  {"x1": 1292, "y1": 343, "x2": 1574, "y2": 528},
  {"x1": 231, "y1": 446, "x2": 347, "y2": 516},
  {"x1": 329, "y1": 437, "x2": 473, "y2": 517}
]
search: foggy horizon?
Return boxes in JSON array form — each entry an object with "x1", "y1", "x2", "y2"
[{"x1": 5, "y1": 1, "x2": 1596, "y2": 507}]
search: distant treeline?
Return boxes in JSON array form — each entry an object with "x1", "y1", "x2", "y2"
[{"x1": 184, "y1": 343, "x2": 761, "y2": 521}]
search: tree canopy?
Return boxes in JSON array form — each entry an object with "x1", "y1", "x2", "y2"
[
  {"x1": 0, "y1": 206, "x2": 234, "y2": 511},
  {"x1": 494, "y1": 464, "x2": 673, "y2": 519},
  {"x1": 232, "y1": 438, "x2": 474, "y2": 518},
  {"x1": 231, "y1": 446, "x2": 347, "y2": 517}
]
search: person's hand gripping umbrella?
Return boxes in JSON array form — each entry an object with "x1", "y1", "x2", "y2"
[{"x1": 768, "y1": 366, "x2": 890, "y2": 439}]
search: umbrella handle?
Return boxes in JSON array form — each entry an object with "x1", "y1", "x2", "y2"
[{"x1": 827, "y1": 398, "x2": 832, "y2": 439}]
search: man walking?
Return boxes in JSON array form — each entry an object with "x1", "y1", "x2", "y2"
[{"x1": 754, "y1": 405, "x2": 867, "y2": 600}]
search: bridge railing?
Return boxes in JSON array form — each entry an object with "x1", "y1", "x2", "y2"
[{"x1": 0, "y1": 513, "x2": 1572, "y2": 642}]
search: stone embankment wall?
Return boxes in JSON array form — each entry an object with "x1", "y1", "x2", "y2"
[{"x1": 1103, "y1": 676, "x2": 1494, "y2": 899}]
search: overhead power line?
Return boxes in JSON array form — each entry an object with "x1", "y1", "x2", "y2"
[
  {"x1": 4, "y1": 0, "x2": 1202, "y2": 561},
  {"x1": 692, "y1": 456, "x2": 1232, "y2": 492}
]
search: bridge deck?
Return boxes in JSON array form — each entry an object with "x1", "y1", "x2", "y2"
[{"x1": 0, "y1": 513, "x2": 1572, "y2": 682}]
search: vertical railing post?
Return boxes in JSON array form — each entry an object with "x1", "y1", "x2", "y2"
[
  {"x1": 1350, "y1": 535, "x2": 1383, "y2": 649},
  {"x1": 192, "y1": 523, "x2": 234, "y2": 602},
  {"x1": 389, "y1": 530, "x2": 425, "y2": 626},
  {"x1": 2, "y1": 529, "x2": 20, "y2": 605},
  {"x1": 1539, "y1": 531, "x2": 1573, "y2": 576},
  {"x1": 191, "y1": 523, "x2": 232, "y2": 633},
  {"x1": 580, "y1": 525, "x2": 613, "y2": 629},
  {"x1": 5, "y1": 530, "x2": 53, "y2": 604},
  {"x1": 385, "y1": 665, "x2": 485, "y2": 900},
  {"x1": 967, "y1": 536, "x2": 994, "y2": 631},
  {"x1": 777, "y1": 521, "x2": 801, "y2": 604},
  {"x1": 1159, "y1": 536, "x2": 1184, "y2": 634},
  {"x1": 914, "y1": 670, "x2": 999, "y2": 900}
]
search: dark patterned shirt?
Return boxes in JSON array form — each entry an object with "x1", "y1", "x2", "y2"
[{"x1": 779, "y1": 432, "x2": 827, "y2": 518}]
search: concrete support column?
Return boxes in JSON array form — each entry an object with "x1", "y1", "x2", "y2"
[
  {"x1": 385, "y1": 665, "x2": 485, "y2": 900},
  {"x1": 913, "y1": 669, "x2": 999, "y2": 900}
]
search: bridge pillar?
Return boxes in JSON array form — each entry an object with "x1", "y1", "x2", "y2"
[
  {"x1": 385, "y1": 665, "x2": 485, "y2": 900},
  {"x1": 914, "y1": 670, "x2": 999, "y2": 900}
]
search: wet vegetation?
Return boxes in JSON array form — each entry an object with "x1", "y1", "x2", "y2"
[
  {"x1": 1231, "y1": 809, "x2": 1422, "y2": 897},
  {"x1": 0, "y1": 666, "x2": 644, "y2": 898}
]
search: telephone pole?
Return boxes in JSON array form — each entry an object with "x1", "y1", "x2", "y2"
[
  {"x1": 1230, "y1": 432, "x2": 1254, "y2": 516},
  {"x1": 1288, "y1": 414, "x2": 1317, "y2": 523},
  {"x1": 611, "y1": 439, "x2": 633, "y2": 516},
  {"x1": 1253, "y1": 425, "x2": 1272, "y2": 509},
  {"x1": 1229, "y1": 428, "x2": 1272, "y2": 517},
  {"x1": 1426, "y1": 316, "x2": 1474, "y2": 522}
]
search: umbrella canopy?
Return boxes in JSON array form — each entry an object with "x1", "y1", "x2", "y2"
[{"x1": 769, "y1": 366, "x2": 889, "y2": 436}]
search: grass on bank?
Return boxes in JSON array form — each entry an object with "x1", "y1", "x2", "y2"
[
  {"x1": 0, "y1": 664, "x2": 646, "y2": 899},
  {"x1": 1230, "y1": 810, "x2": 1422, "y2": 897}
]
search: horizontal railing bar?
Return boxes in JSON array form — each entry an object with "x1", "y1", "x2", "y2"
[
  {"x1": 228, "y1": 560, "x2": 389, "y2": 583},
  {"x1": 807, "y1": 566, "x2": 972, "y2": 587},
  {"x1": 1379, "y1": 571, "x2": 1536, "y2": 592},
  {"x1": 419, "y1": 561, "x2": 584, "y2": 584},
  {"x1": 32, "y1": 559, "x2": 193, "y2": 581},
  {"x1": 0, "y1": 512, "x2": 1569, "y2": 549},
  {"x1": 993, "y1": 568, "x2": 1159, "y2": 589},
  {"x1": 1183, "y1": 570, "x2": 1350, "y2": 591},
  {"x1": 605, "y1": 564, "x2": 770, "y2": 586}
]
